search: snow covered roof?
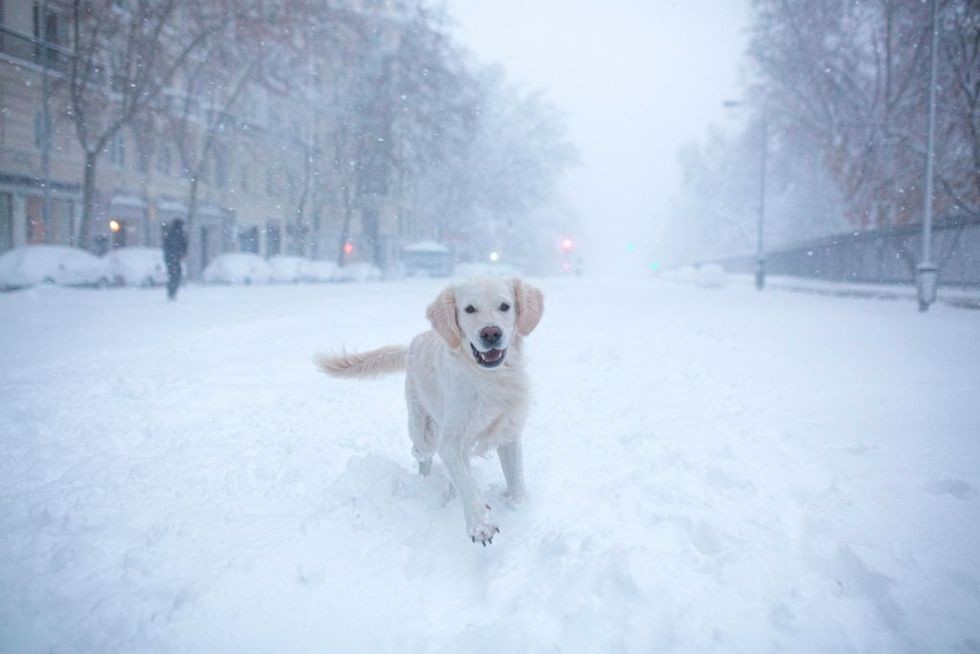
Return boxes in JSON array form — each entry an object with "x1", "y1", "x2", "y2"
[{"x1": 403, "y1": 240, "x2": 450, "y2": 254}]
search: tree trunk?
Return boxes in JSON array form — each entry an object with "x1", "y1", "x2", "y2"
[
  {"x1": 186, "y1": 176, "x2": 201, "y2": 277},
  {"x1": 337, "y1": 184, "x2": 353, "y2": 267},
  {"x1": 311, "y1": 210, "x2": 322, "y2": 259},
  {"x1": 79, "y1": 150, "x2": 98, "y2": 249},
  {"x1": 362, "y1": 207, "x2": 381, "y2": 267}
]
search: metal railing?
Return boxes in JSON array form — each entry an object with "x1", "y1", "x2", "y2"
[{"x1": 703, "y1": 214, "x2": 980, "y2": 288}]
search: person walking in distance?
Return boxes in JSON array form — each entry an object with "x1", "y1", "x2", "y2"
[{"x1": 163, "y1": 219, "x2": 188, "y2": 301}]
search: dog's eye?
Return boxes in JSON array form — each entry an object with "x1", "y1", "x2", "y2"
[
  {"x1": 464, "y1": 305, "x2": 477, "y2": 314},
  {"x1": 499, "y1": 303, "x2": 510, "y2": 312}
]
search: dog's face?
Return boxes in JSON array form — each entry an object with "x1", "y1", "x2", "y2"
[{"x1": 427, "y1": 277, "x2": 543, "y2": 369}]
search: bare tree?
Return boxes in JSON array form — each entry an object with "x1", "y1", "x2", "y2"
[
  {"x1": 938, "y1": 0, "x2": 980, "y2": 212},
  {"x1": 426, "y1": 67, "x2": 578, "y2": 264},
  {"x1": 167, "y1": 23, "x2": 273, "y2": 270},
  {"x1": 749, "y1": 0, "x2": 978, "y2": 228},
  {"x1": 64, "y1": 0, "x2": 236, "y2": 248}
]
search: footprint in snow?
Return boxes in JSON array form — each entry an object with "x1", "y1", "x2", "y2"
[{"x1": 924, "y1": 476, "x2": 976, "y2": 500}]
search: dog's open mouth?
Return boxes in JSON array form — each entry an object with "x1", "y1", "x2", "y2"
[{"x1": 471, "y1": 343, "x2": 506, "y2": 368}]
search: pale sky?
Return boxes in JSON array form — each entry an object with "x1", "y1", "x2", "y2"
[{"x1": 443, "y1": 0, "x2": 750, "y2": 273}]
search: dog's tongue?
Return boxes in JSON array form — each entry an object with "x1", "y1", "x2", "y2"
[{"x1": 482, "y1": 349, "x2": 503, "y2": 362}]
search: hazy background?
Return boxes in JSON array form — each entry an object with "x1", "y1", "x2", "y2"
[
  {"x1": 447, "y1": 0, "x2": 750, "y2": 275},
  {"x1": 9, "y1": 0, "x2": 973, "y2": 284}
]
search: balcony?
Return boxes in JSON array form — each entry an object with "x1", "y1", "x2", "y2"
[{"x1": 0, "y1": 24, "x2": 72, "y2": 74}]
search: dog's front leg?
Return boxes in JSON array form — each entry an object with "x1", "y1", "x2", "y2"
[
  {"x1": 497, "y1": 439, "x2": 527, "y2": 503},
  {"x1": 438, "y1": 430, "x2": 498, "y2": 545}
]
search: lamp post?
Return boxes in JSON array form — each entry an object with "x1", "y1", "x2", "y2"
[
  {"x1": 722, "y1": 100, "x2": 767, "y2": 290},
  {"x1": 917, "y1": 0, "x2": 940, "y2": 312},
  {"x1": 755, "y1": 113, "x2": 768, "y2": 290},
  {"x1": 40, "y1": 0, "x2": 53, "y2": 239}
]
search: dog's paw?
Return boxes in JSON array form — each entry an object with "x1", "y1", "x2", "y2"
[
  {"x1": 467, "y1": 504, "x2": 499, "y2": 546},
  {"x1": 469, "y1": 522, "x2": 500, "y2": 546}
]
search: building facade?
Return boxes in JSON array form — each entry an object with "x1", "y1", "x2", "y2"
[{"x1": 0, "y1": 0, "x2": 418, "y2": 272}]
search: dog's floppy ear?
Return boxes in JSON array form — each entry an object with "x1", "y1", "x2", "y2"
[
  {"x1": 426, "y1": 285, "x2": 462, "y2": 349},
  {"x1": 512, "y1": 278, "x2": 544, "y2": 336}
]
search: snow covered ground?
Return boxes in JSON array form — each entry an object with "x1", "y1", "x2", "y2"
[{"x1": 1, "y1": 278, "x2": 979, "y2": 653}]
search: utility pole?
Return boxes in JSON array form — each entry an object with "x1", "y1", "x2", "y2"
[
  {"x1": 916, "y1": 0, "x2": 940, "y2": 312},
  {"x1": 756, "y1": 112, "x2": 767, "y2": 291},
  {"x1": 722, "y1": 99, "x2": 768, "y2": 290}
]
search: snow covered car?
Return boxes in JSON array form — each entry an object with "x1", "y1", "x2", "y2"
[
  {"x1": 202, "y1": 253, "x2": 272, "y2": 285},
  {"x1": 104, "y1": 247, "x2": 169, "y2": 287},
  {"x1": 0, "y1": 245, "x2": 113, "y2": 290},
  {"x1": 302, "y1": 259, "x2": 339, "y2": 283},
  {"x1": 268, "y1": 256, "x2": 307, "y2": 283},
  {"x1": 335, "y1": 262, "x2": 382, "y2": 282}
]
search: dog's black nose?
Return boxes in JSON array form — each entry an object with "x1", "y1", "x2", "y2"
[{"x1": 480, "y1": 325, "x2": 503, "y2": 346}]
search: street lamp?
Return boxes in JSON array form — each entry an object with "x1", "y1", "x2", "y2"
[
  {"x1": 722, "y1": 100, "x2": 767, "y2": 290},
  {"x1": 917, "y1": 0, "x2": 940, "y2": 312},
  {"x1": 40, "y1": 0, "x2": 53, "y2": 241}
]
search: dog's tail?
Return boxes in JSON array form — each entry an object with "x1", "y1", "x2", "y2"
[{"x1": 313, "y1": 345, "x2": 407, "y2": 380}]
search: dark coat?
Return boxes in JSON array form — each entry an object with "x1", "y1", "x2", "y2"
[{"x1": 163, "y1": 224, "x2": 188, "y2": 264}]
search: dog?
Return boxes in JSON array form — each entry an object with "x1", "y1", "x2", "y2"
[{"x1": 315, "y1": 276, "x2": 544, "y2": 545}]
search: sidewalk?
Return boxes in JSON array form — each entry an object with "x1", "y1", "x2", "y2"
[{"x1": 736, "y1": 274, "x2": 980, "y2": 310}]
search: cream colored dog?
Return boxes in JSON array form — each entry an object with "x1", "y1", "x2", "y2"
[{"x1": 315, "y1": 276, "x2": 544, "y2": 545}]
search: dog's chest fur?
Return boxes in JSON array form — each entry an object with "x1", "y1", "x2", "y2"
[{"x1": 406, "y1": 330, "x2": 530, "y2": 451}]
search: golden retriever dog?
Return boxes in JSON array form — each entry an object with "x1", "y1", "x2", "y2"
[{"x1": 315, "y1": 276, "x2": 544, "y2": 545}]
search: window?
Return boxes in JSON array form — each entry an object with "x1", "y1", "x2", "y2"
[
  {"x1": 25, "y1": 196, "x2": 72, "y2": 245},
  {"x1": 34, "y1": 111, "x2": 44, "y2": 148},
  {"x1": 239, "y1": 226, "x2": 259, "y2": 253},
  {"x1": 34, "y1": 111, "x2": 51, "y2": 149},
  {"x1": 214, "y1": 145, "x2": 228, "y2": 188},
  {"x1": 33, "y1": 3, "x2": 66, "y2": 65},
  {"x1": 156, "y1": 145, "x2": 171, "y2": 175},
  {"x1": 265, "y1": 222, "x2": 281, "y2": 257},
  {"x1": 136, "y1": 137, "x2": 150, "y2": 173},
  {"x1": 109, "y1": 133, "x2": 125, "y2": 166},
  {"x1": 240, "y1": 166, "x2": 249, "y2": 193},
  {"x1": 0, "y1": 192, "x2": 12, "y2": 253},
  {"x1": 33, "y1": 3, "x2": 64, "y2": 46}
]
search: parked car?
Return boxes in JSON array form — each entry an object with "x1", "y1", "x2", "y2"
[
  {"x1": 302, "y1": 259, "x2": 339, "y2": 283},
  {"x1": 335, "y1": 262, "x2": 382, "y2": 282},
  {"x1": 104, "y1": 246, "x2": 168, "y2": 287},
  {"x1": 0, "y1": 245, "x2": 113, "y2": 290},
  {"x1": 268, "y1": 255, "x2": 307, "y2": 283},
  {"x1": 202, "y1": 253, "x2": 272, "y2": 285},
  {"x1": 402, "y1": 240, "x2": 452, "y2": 277}
]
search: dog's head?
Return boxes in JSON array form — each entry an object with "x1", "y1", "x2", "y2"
[{"x1": 426, "y1": 277, "x2": 543, "y2": 369}]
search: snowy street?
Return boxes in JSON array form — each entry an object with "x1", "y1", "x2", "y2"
[{"x1": 1, "y1": 278, "x2": 979, "y2": 652}]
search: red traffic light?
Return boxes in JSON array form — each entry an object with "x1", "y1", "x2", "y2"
[
  {"x1": 560, "y1": 238, "x2": 574, "y2": 252},
  {"x1": 343, "y1": 242, "x2": 354, "y2": 255}
]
